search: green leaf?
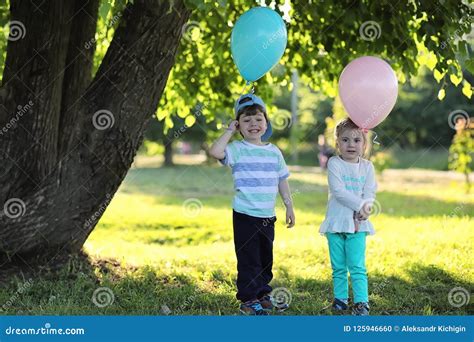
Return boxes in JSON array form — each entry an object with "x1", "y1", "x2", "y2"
[
  {"x1": 461, "y1": 81, "x2": 472, "y2": 99},
  {"x1": 449, "y1": 73, "x2": 462, "y2": 87},
  {"x1": 437, "y1": 88, "x2": 445, "y2": 100},
  {"x1": 426, "y1": 52, "x2": 437, "y2": 71},
  {"x1": 458, "y1": 41, "x2": 468, "y2": 58},
  {"x1": 465, "y1": 58, "x2": 474, "y2": 74},
  {"x1": 433, "y1": 69, "x2": 444, "y2": 83},
  {"x1": 184, "y1": 115, "x2": 196, "y2": 127},
  {"x1": 99, "y1": 1, "x2": 112, "y2": 22}
]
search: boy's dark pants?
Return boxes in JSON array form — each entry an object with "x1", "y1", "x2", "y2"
[{"x1": 232, "y1": 210, "x2": 276, "y2": 302}]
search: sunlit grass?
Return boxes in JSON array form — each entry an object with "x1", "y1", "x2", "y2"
[{"x1": 1, "y1": 160, "x2": 472, "y2": 315}]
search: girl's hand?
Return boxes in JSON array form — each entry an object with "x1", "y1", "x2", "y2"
[
  {"x1": 357, "y1": 202, "x2": 373, "y2": 220},
  {"x1": 286, "y1": 207, "x2": 295, "y2": 228},
  {"x1": 227, "y1": 120, "x2": 239, "y2": 133}
]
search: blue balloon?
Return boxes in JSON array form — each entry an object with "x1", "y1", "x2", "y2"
[{"x1": 231, "y1": 7, "x2": 287, "y2": 82}]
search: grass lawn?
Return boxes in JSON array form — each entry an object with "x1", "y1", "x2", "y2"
[
  {"x1": 1, "y1": 156, "x2": 473, "y2": 315},
  {"x1": 285, "y1": 145, "x2": 450, "y2": 170}
]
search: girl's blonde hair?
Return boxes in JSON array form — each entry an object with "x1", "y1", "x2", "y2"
[{"x1": 334, "y1": 118, "x2": 368, "y2": 156}]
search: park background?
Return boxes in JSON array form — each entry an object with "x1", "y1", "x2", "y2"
[{"x1": 0, "y1": 0, "x2": 472, "y2": 315}]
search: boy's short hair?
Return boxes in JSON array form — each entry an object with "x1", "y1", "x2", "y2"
[
  {"x1": 237, "y1": 104, "x2": 268, "y2": 122},
  {"x1": 236, "y1": 96, "x2": 268, "y2": 122},
  {"x1": 235, "y1": 94, "x2": 269, "y2": 122}
]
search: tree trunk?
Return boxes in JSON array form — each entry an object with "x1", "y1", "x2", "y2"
[
  {"x1": 0, "y1": 0, "x2": 191, "y2": 268},
  {"x1": 201, "y1": 142, "x2": 214, "y2": 165},
  {"x1": 163, "y1": 140, "x2": 174, "y2": 167}
]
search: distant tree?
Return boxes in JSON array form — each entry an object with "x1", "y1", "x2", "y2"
[{"x1": 448, "y1": 117, "x2": 473, "y2": 193}]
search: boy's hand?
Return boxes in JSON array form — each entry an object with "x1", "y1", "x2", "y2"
[
  {"x1": 286, "y1": 207, "x2": 295, "y2": 228},
  {"x1": 227, "y1": 120, "x2": 239, "y2": 133}
]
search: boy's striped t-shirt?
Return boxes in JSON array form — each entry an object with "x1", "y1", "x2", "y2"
[{"x1": 220, "y1": 140, "x2": 290, "y2": 218}]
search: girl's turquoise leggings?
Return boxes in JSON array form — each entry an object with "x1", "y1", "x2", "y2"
[{"x1": 326, "y1": 232, "x2": 368, "y2": 303}]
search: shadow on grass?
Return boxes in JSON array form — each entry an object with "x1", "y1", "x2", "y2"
[
  {"x1": 0, "y1": 254, "x2": 471, "y2": 315},
  {"x1": 272, "y1": 263, "x2": 473, "y2": 315},
  {"x1": 0, "y1": 252, "x2": 239, "y2": 315}
]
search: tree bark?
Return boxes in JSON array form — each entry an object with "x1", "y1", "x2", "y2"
[
  {"x1": 1, "y1": 0, "x2": 77, "y2": 196},
  {"x1": 0, "y1": 0, "x2": 191, "y2": 267},
  {"x1": 163, "y1": 139, "x2": 174, "y2": 166},
  {"x1": 58, "y1": 0, "x2": 100, "y2": 159}
]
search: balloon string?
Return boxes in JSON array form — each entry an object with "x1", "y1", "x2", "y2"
[
  {"x1": 233, "y1": 81, "x2": 255, "y2": 121},
  {"x1": 239, "y1": 81, "x2": 249, "y2": 97},
  {"x1": 240, "y1": 81, "x2": 254, "y2": 96},
  {"x1": 360, "y1": 128, "x2": 380, "y2": 145},
  {"x1": 372, "y1": 131, "x2": 380, "y2": 145}
]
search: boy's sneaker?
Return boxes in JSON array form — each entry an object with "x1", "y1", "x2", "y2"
[
  {"x1": 332, "y1": 298, "x2": 349, "y2": 313},
  {"x1": 239, "y1": 300, "x2": 268, "y2": 316},
  {"x1": 352, "y1": 302, "x2": 370, "y2": 316},
  {"x1": 259, "y1": 294, "x2": 289, "y2": 312}
]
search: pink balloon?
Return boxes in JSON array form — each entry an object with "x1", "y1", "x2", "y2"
[{"x1": 338, "y1": 56, "x2": 398, "y2": 129}]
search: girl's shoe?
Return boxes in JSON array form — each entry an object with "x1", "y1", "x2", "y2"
[
  {"x1": 352, "y1": 302, "x2": 370, "y2": 316},
  {"x1": 239, "y1": 300, "x2": 268, "y2": 315},
  {"x1": 332, "y1": 298, "x2": 349, "y2": 313}
]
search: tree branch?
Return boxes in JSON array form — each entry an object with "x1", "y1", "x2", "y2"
[{"x1": 58, "y1": 0, "x2": 100, "y2": 160}]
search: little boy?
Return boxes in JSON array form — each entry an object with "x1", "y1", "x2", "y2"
[{"x1": 209, "y1": 93, "x2": 295, "y2": 315}]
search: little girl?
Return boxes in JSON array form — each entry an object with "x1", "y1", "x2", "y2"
[{"x1": 319, "y1": 118, "x2": 377, "y2": 316}]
